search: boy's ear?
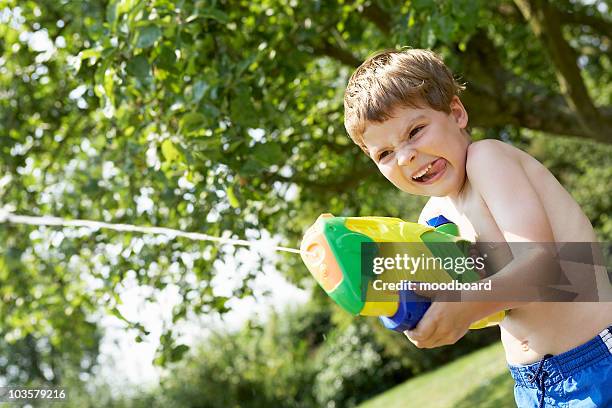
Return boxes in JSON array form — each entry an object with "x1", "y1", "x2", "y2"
[{"x1": 449, "y1": 96, "x2": 468, "y2": 129}]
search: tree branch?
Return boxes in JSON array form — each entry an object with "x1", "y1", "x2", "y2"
[
  {"x1": 310, "y1": 16, "x2": 612, "y2": 144},
  {"x1": 556, "y1": 2, "x2": 612, "y2": 39},
  {"x1": 266, "y1": 157, "x2": 375, "y2": 194},
  {"x1": 513, "y1": 0, "x2": 610, "y2": 141},
  {"x1": 311, "y1": 2, "x2": 394, "y2": 66},
  {"x1": 312, "y1": 38, "x2": 361, "y2": 67},
  {"x1": 362, "y1": 2, "x2": 392, "y2": 35},
  {"x1": 457, "y1": 30, "x2": 612, "y2": 143}
]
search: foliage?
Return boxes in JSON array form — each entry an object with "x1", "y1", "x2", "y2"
[
  {"x1": 313, "y1": 321, "x2": 404, "y2": 408},
  {"x1": 0, "y1": 226, "x2": 101, "y2": 385},
  {"x1": 57, "y1": 298, "x2": 497, "y2": 408},
  {"x1": 525, "y1": 132, "x2": 612, "y2": 241},
  {"x1": 0, "y1": 0, "x2": 610, "y2": 384},
  {"x1": 60, "y1": 300, "x2": 332, "y2": 408}
]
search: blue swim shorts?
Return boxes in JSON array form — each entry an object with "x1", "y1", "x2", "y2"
[{"x1": 508, "y1": 325, "x2": 612, "y2": 408}]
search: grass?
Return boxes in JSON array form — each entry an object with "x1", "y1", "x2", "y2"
[{"x1": 358, "y1": 342, "x2": 516, "y2": 408}]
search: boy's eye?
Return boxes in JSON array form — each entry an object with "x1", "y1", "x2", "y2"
[
  {"x1": 377, "y1": 150, "x2": 392, "y2": 162},
  {"x1": 410, "y1": 125, "x2": 424, "y2": 138}
]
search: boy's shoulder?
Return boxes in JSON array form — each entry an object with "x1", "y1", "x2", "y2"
[
  {"x1": 465, "y1": 139, "x2": 522, "y2": 174},
  {"x1": 463, "y1": 138, "x2": 563, "y2": 243},
  {"x1": 419, "y1": 139, "x2": 559, "y2": 239},
  {"x1": 464, "y1": 139, "x2": 536, "y2": 195}
]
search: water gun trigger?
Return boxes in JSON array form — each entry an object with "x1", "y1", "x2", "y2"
[{"x1": 379, "y1": 289, "x2": 431, "y2": 332}]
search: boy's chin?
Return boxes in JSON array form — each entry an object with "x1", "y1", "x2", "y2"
[{"x1": 397, "y1": 178, "x2": 458, "y2": 197}]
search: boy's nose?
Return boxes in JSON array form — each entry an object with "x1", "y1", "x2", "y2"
[{"x1": 396, "y1": 146, "x2": 416, "y2": 166}]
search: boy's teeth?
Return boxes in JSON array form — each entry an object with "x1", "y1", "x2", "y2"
[{"x1": 413, "y1": 163, "x2": 433, "y2": 180}]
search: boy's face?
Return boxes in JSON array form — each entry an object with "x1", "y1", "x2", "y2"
[{"x1": 361, "y1": 96, "x2": 470, "y2": 198}]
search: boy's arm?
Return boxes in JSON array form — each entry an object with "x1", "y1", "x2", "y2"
[
  {"x1": 406, "y1": 140, "x2": 558, "y2": 348},
  {"x1": 465, "y1": 140, "x2": 558, "y2": 296},
  {"x1": 467, "y1": 140, "x2": 554, "y2": 242}
]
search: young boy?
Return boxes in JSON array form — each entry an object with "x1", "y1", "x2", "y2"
[{"x1": 343, "y1": 49, "x2": 612, "y2": 407}]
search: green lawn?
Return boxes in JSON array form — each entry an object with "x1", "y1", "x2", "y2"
[{"x1": 358, "y1": 342, "x2": 516, "y2": 408}]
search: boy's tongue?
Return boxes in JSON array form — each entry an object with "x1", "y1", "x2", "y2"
[{"x1": 421, "y1": 158, "x2": 445, "y2": 182}]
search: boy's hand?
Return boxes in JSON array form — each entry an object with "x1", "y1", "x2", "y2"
[{"x1": 404, "y1": 300, "x2": 476, "y2": 348}]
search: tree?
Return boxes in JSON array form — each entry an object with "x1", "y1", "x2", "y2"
[{"x1": 1, "y1": 0, "x2": 610, "y2": 380}]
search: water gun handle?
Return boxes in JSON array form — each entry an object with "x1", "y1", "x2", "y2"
[
  {"x1": 379, "y1": 289, "x2": 431, "y2": 332},
  {"x1": 378, "y1": 215, "x2": 454, "y2": 332}
]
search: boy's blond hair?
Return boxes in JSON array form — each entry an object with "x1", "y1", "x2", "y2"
[{"x1": 344, "y1": 49, "x2": 465, "y2": 152}]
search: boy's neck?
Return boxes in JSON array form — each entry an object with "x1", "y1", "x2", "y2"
[{"x1": 445, "y1": 134, "x2": 471, "y2": 205}]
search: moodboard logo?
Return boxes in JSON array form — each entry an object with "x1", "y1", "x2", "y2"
[{"x1": 360, "y1": 242, "x2": 612, "y2": 302}]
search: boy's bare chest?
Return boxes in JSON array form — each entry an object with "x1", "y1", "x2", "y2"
[
  {"x1": 430, "y1": 194, "x2": 505, "y2": 244},
  {"x1": 431, "y1": 194, "x2": 512, "y2": 274}
]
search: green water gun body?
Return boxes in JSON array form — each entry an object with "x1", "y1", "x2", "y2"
[{"x1": 300, "y1": 214, "x2": 504, "y2": 332}]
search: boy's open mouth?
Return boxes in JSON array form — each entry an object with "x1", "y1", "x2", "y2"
[{"x1": 411, "y1": 158, "x2": 446, "y2": 183}]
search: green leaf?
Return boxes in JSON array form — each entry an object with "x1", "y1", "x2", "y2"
[
  {"x1": 161, "y1": 139, "x2": 182, "y2": 163},
  {"x1": 201, "y1": 104, "x2": 220, "y2": 119},
  {"x1": 226, "y1": 186, "x2": 240, "y2": 208},
  {"x1": 170, "y1": 344, "x2": 190, "y2": 362},
  {"x1": 126, "y1": 55, "x2": 151, "y2": 80},
  {"x1": 434, "y1": 14, "x2": 455, "y2": 44},
  {"x1": 214, "y1": 296, "x2": 231, "y2": 313},
  {"x1": 230, "y1": 85, "x2": 257, "y2": 127},
  {"x1": 180, "y1": 112, "x2": 207, "y2": 135},
  {"x1": 408, "y1": 12, "x2": 416, "y2": 28},
  {"x1": 79, "y1": 47, "x2": 102, "y2": 61},
  {"x1": 103, "y1": 67, "x2": 116, "y2": 105},
  {"x1": 136, "y1": 25, "x2": 162, "y2": 49},
  {"x1": 106, "y1": 1, "x2": 118, "y2": 27},
  {"x1": 199, "y1": 9, "x2": 230, "y2": 24},
  {"x1": 111, "y1": 307, "x2": 131, "y2": 325},
  {"x1": 240, "y1": 159, "x2": 264, "y2": 176},
  {"x1": 153, "y1": 355, "x2": 166, "y2": 366},
  {"x1": 155, "y1": 46, "x2": 178, "y2": 72},
  {"x1": 252, "y1": 142, "x2": 284, "y2": 166},
  {"x1": 192, "y1": 79, "x2": 209, "y2": 103}
]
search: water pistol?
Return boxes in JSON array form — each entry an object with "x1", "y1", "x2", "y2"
[{"x1": 300, "y1": 214, "x2": 505, "y2": 332}]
